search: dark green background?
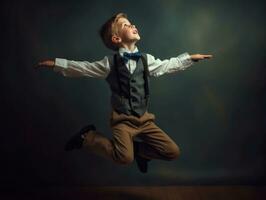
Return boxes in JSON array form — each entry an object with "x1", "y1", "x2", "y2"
[{"x1": 2, "y1": 0, "x2": 265, "y2": 187}]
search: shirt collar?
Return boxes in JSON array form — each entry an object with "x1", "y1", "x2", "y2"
[{"x1": 119, "y1": 46, "x2": 139, "y2": 56}]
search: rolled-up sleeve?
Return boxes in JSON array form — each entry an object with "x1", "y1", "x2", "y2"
[
  {"x1": 53, "y1": 56, "x2": 110, "y2": 79},
  {"x1": 147, "y1": 52, "x2": 194, "y2": 77}
]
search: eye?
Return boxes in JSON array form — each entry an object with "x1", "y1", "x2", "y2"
[{"x1": 123, "y1": 24, "x2": 131, "y2": 28}]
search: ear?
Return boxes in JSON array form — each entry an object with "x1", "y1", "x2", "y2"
[{"x1": 111, "y1": 35, "x2": 121, "y2": 44}]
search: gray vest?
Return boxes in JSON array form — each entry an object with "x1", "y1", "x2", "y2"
[{"x1": 106, "y1": 53, "x2": 150, "y2": 117}]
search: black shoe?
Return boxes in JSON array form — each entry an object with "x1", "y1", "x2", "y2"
[
  {"x1": 135, "y1": 154, "x2": 150, "y2": 173},
  {"x1": 133, "y1": 141, "x2": 150, "y2": 173},
  {"x1": 64, "y1": 124, "x2": 96, "y2": 151}
]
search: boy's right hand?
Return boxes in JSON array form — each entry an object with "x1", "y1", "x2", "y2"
[{"x1": 35, "y1": 60, "x2": 55, "y2": 69}]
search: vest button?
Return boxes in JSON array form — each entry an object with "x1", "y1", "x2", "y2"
[{"x1": 132, "y1": 97, "x2": 138, "y2": 102}]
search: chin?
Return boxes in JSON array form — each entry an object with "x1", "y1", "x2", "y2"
[
  {"x1": 131, "y1": 37, "x2": 140, "y2": 43},
  {"x1": 135, "y1": 35, "x2": 141, "y2": 40}
]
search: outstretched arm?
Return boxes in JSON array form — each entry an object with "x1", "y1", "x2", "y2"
[
  {"x1": 35, "y1": 57, "x2": 110, "y2": 79},
  {"x1": 147, "y1": 52, "x2": 213, "y2": 77}
]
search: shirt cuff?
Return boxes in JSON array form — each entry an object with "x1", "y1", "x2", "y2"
[
  {"x1": 177, "y1": 52, "x2": 194, "y2": 70},
  {"x1": 53, "y1": 58, "x2": 68, "y2": 72}
]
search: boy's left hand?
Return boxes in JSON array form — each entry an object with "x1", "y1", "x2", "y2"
[{"x1": 190, "y1": 54, "x2": 213, "y2": 62}]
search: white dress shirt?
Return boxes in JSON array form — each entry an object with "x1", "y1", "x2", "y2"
[{"x1": 54, "y1": 47, "x2": 194, "y2": 78}]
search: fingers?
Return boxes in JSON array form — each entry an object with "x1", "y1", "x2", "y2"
[
  {"x1": 191, "y1": 54, "x2": 213, "y2": 62},
  {"x1": 35, "y1": 60, "x2": 55, "y2": 69},
  {"x1": 34, "y1": 62, "x2": 41, "y2": 69},
  {"x1": 34, "y1": 62, "x2": 44, "y2": 69},
  {"x1": 203, "y1": 55, "x2": 213, "y2": 59}
]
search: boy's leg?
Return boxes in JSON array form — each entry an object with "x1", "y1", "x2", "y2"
[
  {"x1": 81, "y1": 112, "x2": 139, "y2": 165},
  {"x1": 109, "y1": 122, "x2": 136, "y2": 164},
  {"x1": 137, "y1": 120, "x2": 180, "y2": 161}
]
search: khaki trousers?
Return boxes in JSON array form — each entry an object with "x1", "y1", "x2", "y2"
[{"x1": 82, "y1": 110, "x2": 180, "y2": 165}]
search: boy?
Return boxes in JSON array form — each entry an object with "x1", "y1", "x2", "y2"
[{"x1": 37, "y1": 13, "x2": 213, "y2": 173}]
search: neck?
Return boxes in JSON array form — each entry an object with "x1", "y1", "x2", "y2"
[{"x1": 121, "y1": 42, "x2": 137, "y2": 52}]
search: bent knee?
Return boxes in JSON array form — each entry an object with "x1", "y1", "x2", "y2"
[
  {"x1": 165, "y1": 144, "x2": 181, "y2": 160},
  {"x1": 116, "y1": 154, "x2": 134, "y2": 165}
]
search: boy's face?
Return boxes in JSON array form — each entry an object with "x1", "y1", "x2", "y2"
[{"x1": 114, "y1": 17, "x2": 140, "y2": 44}]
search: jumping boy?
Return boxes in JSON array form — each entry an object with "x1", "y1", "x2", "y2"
[{"x1": 37, "y1": 13, "x2": 213, "y2": 173}]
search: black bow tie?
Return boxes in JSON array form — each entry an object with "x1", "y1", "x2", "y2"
[{"x1": 122, "y1": 52, "x2": 142, "y2": 63}]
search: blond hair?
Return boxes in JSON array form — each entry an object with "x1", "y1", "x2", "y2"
[{"x1": 99, "y1": 13, "x2": 127, "y2": 51}]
